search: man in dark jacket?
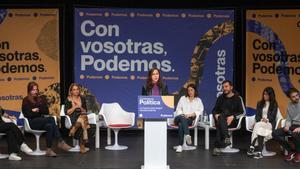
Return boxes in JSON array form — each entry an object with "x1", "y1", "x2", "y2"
[{"x1": 212, "y1": 80, "x2": 244, "y2": 156}]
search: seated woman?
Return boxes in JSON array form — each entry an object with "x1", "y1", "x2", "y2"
[
  {"x1": 65, "y1": 83, "x2": 90, "y2": 154},
  {"x1": 22, "y1": 81, "x2": 71, "y2": 157},
  {"x1": 247, "y1": 87, "x2": 278, "y2": 159},
  {"x1": 0, "y1": 106, "x2": 32, "y2": 160},
  {"x1": 174, "y1": 83, "x2": 204, "y2": 153}
]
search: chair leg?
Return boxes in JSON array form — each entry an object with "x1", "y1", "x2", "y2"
[
  {"x1": 205, "y1": 125, "x2": 209, "y2": 150},
  {"x1": 0, "y1": 153, "x2": 9, "y2": 159},
  {"x1": 95, "y1": 121, "x2": 100, "y2": 149},
  {"x1": 194, "y1": 128, "x2": 198, "y2": 146},
  {"x1": 28, "y1": 133, "x2": 46, "y2": 156},
  {"x1": 105, "y1": 129, "x2": 128, "y2": 150},
  {"x1": 107, "y1": 128, "x2": 111, "y2": 145},
  {"x1": 262, "y1": 144, "x2": 276, "y2": 156}
]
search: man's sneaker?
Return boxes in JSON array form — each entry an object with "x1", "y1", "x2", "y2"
[
  {"x1": 8, "y1": 153, "x2": 22, "y2": 161},
  {"x1": 176, "y1": 145, "x2": 182, "y2": 153},
  {"x1": 224, "y1": 137, "x2": 231, "y2": 147},
  {"x1": 185, "y1": 135, "x2": 192, "y2": 145},
  {"x1": 293, "y1": 153, "x2": 300, "y2": 163},
  {"x1": 212, "y1": 148, "x2": 221, "y2": 156},
  {"x1": 20, "y1": 143, "x2": 33, "y2": 154},
  {"x1": 253, "y1": 152, "x2": 263, "y2": 159},
  {"x1": 284, "y1": 152, "x2": 295, "y2": 161},
  {"x1": 247, "y1": 146, "x2": 255, "y2": 156}
]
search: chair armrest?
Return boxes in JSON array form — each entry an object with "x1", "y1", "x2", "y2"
[
  {"x1": 23, "y1": 117, "x2": 32, "y2": 131},
  {"x1": 60, "y1": 105, "x2": 65, "y2": 116},
  {"x1": 88, "y1": 113, "x2": 97, "y2": 125},
  {"x1": 209, "y1": 114, "x2": 215, "y2": 128},
  {"x1": 65, "y1": 115, "x2": 72, "y2": 129},
  {"x1": 128, "y1": 112, "x2": 135, "y2": 126},
  {"x1": 191, "y1": 114, "x2": 200, "y2": 128},
  {"x1": 167, "y1": 118, "x2": 175, "y2": 126},
  {"x1": 245, "y1": 115, "x2": 255, "y2": 132},
  {"x1": 229, "y1": 115, "x2": 245, "y2": 131}
]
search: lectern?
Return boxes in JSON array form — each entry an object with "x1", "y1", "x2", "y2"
[{"x1": 138, "y1": 96, "x2": 174, "y2": 169}]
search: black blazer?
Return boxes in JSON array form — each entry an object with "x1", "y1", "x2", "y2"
[
  {"x1": 255, "y1": 101, "x2": 278, "y2": 130},
  {"x1": 141, "y1": 84, "x2": 168, "y2": 96}
]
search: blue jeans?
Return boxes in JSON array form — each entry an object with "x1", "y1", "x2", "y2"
[
  {"x1": 29, "y1": 117, "x2": 62, "y2": 148},
  {"x1": 174, "y1": 115, "x2": 193, "y2": 145}
]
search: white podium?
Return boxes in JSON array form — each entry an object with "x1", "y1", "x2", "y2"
[
  {"x1": 138, "y1": 96, "x2": 174, "y2": 169},
  {"x1": 142, "y1": 120, "x2": 169, "y2": 169}
]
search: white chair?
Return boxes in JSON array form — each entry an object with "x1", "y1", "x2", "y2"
[
  {"x1": 100, "y1": 103, "x2": 135, "y2": 150},
  {"x1": 60, "y1": 105, "x2": 98, "y2": 152},
  {"x1": 209, "y1": 96, "x2": 246, "y2": 153},
  {"x1": 167, "y1": 113, "x2": 200, "y2": 151},
  {"x1": 0, "y1": 133, "x2": 9, "y2": 159},
  {"x1": 20, "y1": 113, "x2": 47, "y2": 156}
]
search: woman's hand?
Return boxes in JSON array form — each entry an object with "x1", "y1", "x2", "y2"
[
  {"x1": 72, "y1": 101, "x2": 79, "y2": 108},
  {"x1": 184, "y1": 114, "x2": 190, "y2": 118},
  {"x1": 261, "y1": 118, "x2": 268, "y2": 123},
  {"x1": 184, "y1": 113, "x2": 195, "y2": 119}
]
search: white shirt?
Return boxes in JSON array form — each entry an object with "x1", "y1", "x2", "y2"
[
  {"x1": 175, "y1": 96, "x2": 204, "y2": 117},
  {"x1": 262, "y1": 101, "x2": 270, "y2": 119}
]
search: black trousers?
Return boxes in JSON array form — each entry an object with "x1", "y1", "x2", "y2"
[
  {"x1": 0, "y1": 122, "x2": 25, "y2": 154},
  {"x1": 251, "y1": 135, "x2": 264, "y2": 152},
  {"x1": 29, "y1": 117, "x2": 62, "y2": 148},
  {"x1": 272, "y1": 125, "x2": 300, "y2": 153},
  {"x1": 174, "y1": 115, "x2": 193, "y2": 145},
  {"x1": 214, "y1": 114, "x2": 238, "y2": 148}
]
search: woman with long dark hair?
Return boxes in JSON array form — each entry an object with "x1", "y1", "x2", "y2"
[
  {"x1": 22, "y1": 81, "x2": 71, "y2": 157},
  {"x1": 142, "y1": 68, "x2": 168, "y2": 96},
  {"x1": 65, "y1": 83, "x2": 90, "y2": 153},
  {"x1": 247, "y1": 87, "x2": 278, "y2": 159}
]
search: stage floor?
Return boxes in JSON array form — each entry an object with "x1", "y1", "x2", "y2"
[{"x1": 0, "y1": 129, "x2": 299, "y2": 169}]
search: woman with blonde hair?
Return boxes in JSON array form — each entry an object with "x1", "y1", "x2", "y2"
[{"x1": 65, "y1": 83, "x2": 90, "y2": 153}]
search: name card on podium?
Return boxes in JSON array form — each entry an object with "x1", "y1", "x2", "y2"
[{"x1": 138, "y1": 96, "x2": 174, "y2": 119}]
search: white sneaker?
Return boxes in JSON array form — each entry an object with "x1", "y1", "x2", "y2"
[
  {"x1": 176, "y1": 145, "x2": 182, "y2": 153},
  {"x1": 8, "y1": 153, "x2": 22, "y2": 161},
  {"x1": 185, "y1": 135, "x2": 192, "y2": 145},
  {"x1": 20, "y1": 143, "x2": 33, "y2": 154}
]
